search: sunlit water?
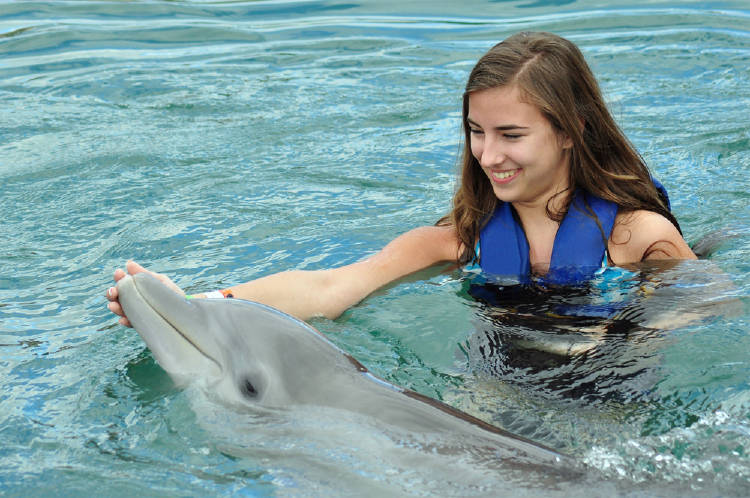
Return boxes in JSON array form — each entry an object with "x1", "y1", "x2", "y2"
[{"x1": 1, "y1": 0, "x2": 749, "y2": 495}]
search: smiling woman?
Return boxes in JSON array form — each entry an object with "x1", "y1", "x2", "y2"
[
  {"x1": 108, "y1": 32, "x2": 695, "y2": 326},
  {"x1": 466, "y1": 85, "x2": 572, "y2": 223},
  {"x1": 446, "y1": 31, "x2": 695, "y2": 279}
]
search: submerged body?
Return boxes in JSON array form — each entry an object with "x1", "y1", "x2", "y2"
[{"x1": 116, "y1": 272, "x2": 579, "y2": 476}]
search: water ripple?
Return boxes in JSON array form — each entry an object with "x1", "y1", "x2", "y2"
[{"x1": 1, "y1": 0, "x2": 749, "y2": 495}]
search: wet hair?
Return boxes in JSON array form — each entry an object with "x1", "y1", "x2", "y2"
[{"x1": 439, "y1": 31, "x2": 680, "y2": 265}]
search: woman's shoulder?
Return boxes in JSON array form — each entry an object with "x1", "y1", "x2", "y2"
[{"x1": 609, "y1": 209, "x2": 696, "y2": 263}]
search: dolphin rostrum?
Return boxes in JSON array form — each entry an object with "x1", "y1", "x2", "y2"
[{"x1": 116, "y1": 272, "x2": 580, "y2": 477}]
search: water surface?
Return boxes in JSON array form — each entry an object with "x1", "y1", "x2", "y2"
[{"x1": 1, "y1": 0, "x2": 749, "y2": 495}]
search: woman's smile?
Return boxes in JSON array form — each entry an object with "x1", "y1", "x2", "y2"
[
  {"x1": 468, "y1": 85, "x2": 571, "y2": 208},
  {"x1": 490, "y1": 168, "x2": 522, "y2": 184}
]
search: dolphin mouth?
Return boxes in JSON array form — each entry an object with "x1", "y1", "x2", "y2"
[
  {"x1": 119, "y1": 274, "x2": 222, "y2": 381},
  {"x1": 146, "y1": 296, "x2": 221, "y2": 369}
]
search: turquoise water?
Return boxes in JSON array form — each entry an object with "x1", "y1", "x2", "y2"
[{"x1": 1, "y1": 0, "x2": 749, "y2": 495}]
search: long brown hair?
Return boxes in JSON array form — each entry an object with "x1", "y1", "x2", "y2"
[{"x1": 439, "y1": 31, "x2": 679, "y2": 264}]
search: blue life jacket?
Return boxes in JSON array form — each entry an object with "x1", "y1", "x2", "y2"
[{"x1": 471, "y1": 180, "x2": 670, "y2": 285}]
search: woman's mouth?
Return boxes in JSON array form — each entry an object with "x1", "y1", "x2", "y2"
[{"x1": 490, "y1": 168, "x2": 521, "y2": 184}]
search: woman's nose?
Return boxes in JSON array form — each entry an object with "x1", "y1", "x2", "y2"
[{"x1": 479, "y1": 138, "x2": 506, "y2": 168}]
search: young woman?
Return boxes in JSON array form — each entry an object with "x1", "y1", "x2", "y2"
[{"x1": 106, "y1": 31, "x2": 695, "y2": 327}]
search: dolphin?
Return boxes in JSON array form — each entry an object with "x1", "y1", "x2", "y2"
[{"x1": 116, "y1": 272, "x2": 580, "y2": 477}]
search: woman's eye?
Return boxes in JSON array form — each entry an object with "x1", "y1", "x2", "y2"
[
  {"x1": 504, "y1": 134, "x2": 521, "y2": 139},
  {"x1": 469, "y1": 128, "x2": 483, "y2": 135}
]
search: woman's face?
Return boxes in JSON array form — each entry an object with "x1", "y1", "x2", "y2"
[{"x1": 467, "y1": 85, "x2": 572, "y2": 210}]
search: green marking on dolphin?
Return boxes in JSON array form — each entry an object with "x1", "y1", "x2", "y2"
[{"x1": 116, "y1": 272, "x2": 582, "y2": 476}]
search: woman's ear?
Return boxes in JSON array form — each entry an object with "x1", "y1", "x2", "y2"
[
  {"x1": 561, "y1": 117, "x2": 585, "y2": 149},
  {"x1": 561, "y1": 134, "x2": 574, "y2": 149}
]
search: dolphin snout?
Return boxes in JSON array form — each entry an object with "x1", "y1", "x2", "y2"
[{"x1": 118, "y1": 273, "x2": 222, "y2": 384}]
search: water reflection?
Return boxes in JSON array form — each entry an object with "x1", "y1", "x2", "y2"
[{"x1": 460, "y1": 259, "x2": 740, "y2": 403}]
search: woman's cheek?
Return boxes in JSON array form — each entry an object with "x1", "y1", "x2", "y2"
[{"x1": 470, "y1": 139, "x2": 483, "y2": 162}]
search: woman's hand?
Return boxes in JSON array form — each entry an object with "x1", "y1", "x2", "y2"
[{"x1": 106, "y1": 261, "x2": 184, "y2": 327}]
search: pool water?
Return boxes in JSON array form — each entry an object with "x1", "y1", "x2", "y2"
[{"x1": 1, "y1": 0, "x2": 749, "y2": 495}]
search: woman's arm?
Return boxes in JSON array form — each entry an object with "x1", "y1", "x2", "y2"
[{"x1": 107, "y1": 225, "x2": 461, "y2": 324}]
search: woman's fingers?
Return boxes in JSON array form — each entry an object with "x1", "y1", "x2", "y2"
[
  {"x1": 108, "y1": 261, "x2": 184, "y2": 329},
  {"x1": 124, "y1": 260, "x2": 185, "y2": 296},
  {"x1": 107, "y1": 262, "x2": 144, "y2": 328},
  {"x1": 114, "y1": 267, "x2": 127, "y2": 283},
  {"x1": 107, "y1": 299, "x2": 121, "y2": 315},
  {"x1": 125, "y1": 260, "x2": 148, "y2": 276}
]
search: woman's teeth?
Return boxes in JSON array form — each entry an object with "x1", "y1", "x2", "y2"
[{"x1": 492, "y1": 169, "x2": 518, "y2": 180}]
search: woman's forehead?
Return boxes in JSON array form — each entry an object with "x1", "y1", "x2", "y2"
[{"x1": 467, "y1": 86, "x2": 546, "y2": 126}]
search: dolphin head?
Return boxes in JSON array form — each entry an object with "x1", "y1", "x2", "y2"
[{"x1": 117, "y1": 273, "x2": 352, "y2": 409}]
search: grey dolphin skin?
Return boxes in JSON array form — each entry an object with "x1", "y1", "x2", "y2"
[{"x1": 116, "y1": 272, "x2": 580, "y2": 477}]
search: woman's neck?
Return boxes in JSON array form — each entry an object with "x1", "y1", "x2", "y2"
[
  {"x1": 511, "y1": 186, "x2": 571, "y2": 225},
  {"x1": 512, "y1": 189, "x2": 571, "y2": 268}
]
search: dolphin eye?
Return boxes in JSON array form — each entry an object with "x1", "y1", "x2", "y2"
[{"x1": 241, "y1": 378, "x2": 258, "y2": 398}]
